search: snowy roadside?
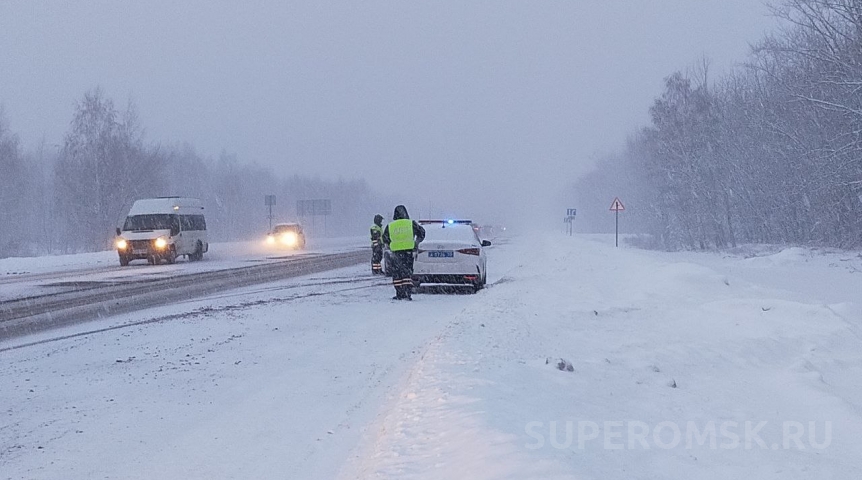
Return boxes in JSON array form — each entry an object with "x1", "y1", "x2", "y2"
[{"x1": 339, "y1": 234, "x2": 862, "y2": 479}]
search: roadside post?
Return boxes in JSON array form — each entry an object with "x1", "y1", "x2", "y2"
[
  {"x1": 265, "y1": 195, "x2": 276, "y2": 230},
  {"x1": 565, "y1": 208, "x2": 577, "y2": 236},
  {"x1": 609, "y1": 197, "x2": 624, "y2": 247}
]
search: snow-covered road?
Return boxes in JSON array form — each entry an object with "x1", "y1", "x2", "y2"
[
  {"x1": 0, "y1": 237, "x2": 366, "y2": 302},
  {"x1": 2, "y1": 234, "x2": 861, "y2": 479}
]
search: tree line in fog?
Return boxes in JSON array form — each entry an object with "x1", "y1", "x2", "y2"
[
  {"x1": 574, "y1": 0, "x2": 862, "y2": 250},
  {"x1": 0, "y1": 89, "x2": 380, "y2": 257}
]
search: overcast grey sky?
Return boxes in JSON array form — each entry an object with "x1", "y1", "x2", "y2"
[{"x1": 1, "y1": 1, "x2": 777, "y2": 224}]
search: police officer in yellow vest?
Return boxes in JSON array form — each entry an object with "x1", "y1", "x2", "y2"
[
  {"x1": 370, "y1": 214, "x2": 384, "y2": 275},
  {"x1": 382, "y1": 205, "x2": 425, "y2": 300}
]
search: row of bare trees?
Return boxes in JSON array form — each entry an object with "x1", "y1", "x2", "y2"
[
  {"x1": 0, "y1": 89, "x2": 380, "y2": 257},
  {"x1": 574, "y1": 0, "x2": 862, "y2": 250}
]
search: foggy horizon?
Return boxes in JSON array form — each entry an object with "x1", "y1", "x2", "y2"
[{"x1": 2, "y1": 1, "x2": 779, "y2": 226}]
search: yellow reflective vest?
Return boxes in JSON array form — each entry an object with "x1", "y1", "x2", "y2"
[
  {"x1": 370, "y1": 224, "x2": 383, "y2": 245},
  {"x1": 388, "y1": 219, "x2": 415, "y2": 251}
]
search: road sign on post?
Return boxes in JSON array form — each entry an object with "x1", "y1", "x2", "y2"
[
  {"x1": 265, "y1": 195, "x2": 276, "y2": 230},
  {"x1": 565, "y1": 208, "x2": 577, "y2": 236},
  {"x1": 609, "y1": 197, "x2": 625, "y2": 247},
  {"x1": 296, "y1": 199, "x2": 331, "y2": 216},
  {"x1": 297, "y1": 199, "x2": 332, "y2": 236}
]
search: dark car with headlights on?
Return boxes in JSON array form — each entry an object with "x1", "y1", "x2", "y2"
[{"x1": 265, "y1": 222, "x2": 306, "y2": 250}]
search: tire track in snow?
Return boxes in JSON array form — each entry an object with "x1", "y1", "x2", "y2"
[{"x1": 1, "y1": 278, "x2": 388, "y2": 353}]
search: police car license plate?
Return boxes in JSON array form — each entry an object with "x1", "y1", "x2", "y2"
[{"x1": 429, "y1": 251, "x2": 454, "y2": 258}]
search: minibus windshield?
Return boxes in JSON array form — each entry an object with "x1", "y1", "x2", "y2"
[{"x1": 123, "y1": 214, "x2": 174, "y2": 231}]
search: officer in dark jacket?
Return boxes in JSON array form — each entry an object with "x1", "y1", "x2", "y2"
[
  {"x1": 370, "y1": 214, "x2": 384, "y2": 275},
  {"x1": 382, "y1": 205, "x2": 425, "y2": 300}
]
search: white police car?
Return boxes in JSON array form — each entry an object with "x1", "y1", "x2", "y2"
[{"x1": 412, "y1": 220, "x2": 491, "y2": 292}]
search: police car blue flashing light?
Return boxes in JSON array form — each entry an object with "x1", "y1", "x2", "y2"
[{"x1": 419, "y1": 219, "x2": 473, "y2": 225}]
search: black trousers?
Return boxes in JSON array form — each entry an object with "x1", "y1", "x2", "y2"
[
  {"x1": 390, "y1": 250, "x2": 414, "y2": 298},
  {"x1": 371, "y1": 244, "x2": 383, "y2": 273}
]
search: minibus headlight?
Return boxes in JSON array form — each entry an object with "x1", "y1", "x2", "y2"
[
  {"x1": 154, "y1": 237, "x2": 168, "y2": 249},
  {"x1": 116, "y1": 239, "x2": 128, "y2": 250}
]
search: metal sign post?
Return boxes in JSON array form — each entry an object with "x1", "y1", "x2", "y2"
[
  {"x1": 265, "y1": 195, "x2": 276, "y2": 230},
  {"x1": 565, "y1": 208, "x2": 577, "y2": 236},
  {"x1": 609, "y1": 197, "x2": 625, "y2": 247},
  {"x1": 297, "y1": 199, "x2": 332, "y2": 237}
]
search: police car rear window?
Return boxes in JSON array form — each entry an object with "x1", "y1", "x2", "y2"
[{"x1": 423, "y1": 225, "x2": 477, "y2": 242}]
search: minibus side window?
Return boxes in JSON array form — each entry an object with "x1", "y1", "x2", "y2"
[
  {"x1": 191, "y1": 215, "x2": 206, "y2": 231},
  {"x1": 180, "y1": 215, "x2": 194, "y2": 232}
]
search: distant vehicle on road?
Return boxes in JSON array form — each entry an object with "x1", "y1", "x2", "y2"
[
  {"x1": 115, "y1": 197, "x2": 208, "y2": 266},
  {"x1": 266, "y1": 222, "x2": 306, "y2": 250},
  {"x1": 412, "y1": 219, "x2": 491, "y2": 292}
]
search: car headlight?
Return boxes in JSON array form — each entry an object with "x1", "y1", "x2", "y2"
[
  {"x1": 281, "y1": 232, "x2": 298, "y2": 246},
  {"x1": 154, "y1": 237, "x2": 168, "y2": 249},
  {"x1": 266, "y1": 235, "x2": 276, "y2": 245},
  {"x1": 116, "y1": 239, "x2": 128, "y2": 250}
]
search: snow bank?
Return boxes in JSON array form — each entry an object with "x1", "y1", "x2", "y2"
[
  {"x1": 0, "y1": 250, "x2": 116, "y2": 276},
  {"x1": 341, "y1": 235, "x2": 862, "y2": 479},
  {"x1": 743, "y1": 247, "x2": 812, "y2": 266}
]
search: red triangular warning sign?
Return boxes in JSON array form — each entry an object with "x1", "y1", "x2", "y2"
[{"x1": 609, "y1": 197, "x2": 625, "y2": 212}]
